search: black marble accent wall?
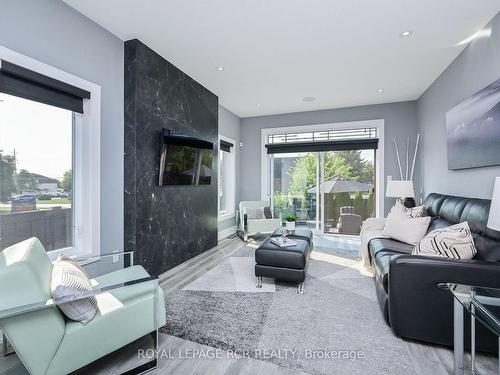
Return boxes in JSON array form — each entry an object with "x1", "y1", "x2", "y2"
[{"x1": 124, "y1": 39, "x2": 218, "y2": 276}]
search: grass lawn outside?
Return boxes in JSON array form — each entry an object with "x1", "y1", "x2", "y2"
[
  {"x1": 37, "y1": 198, "x2": 71, "y2": 205},
  {"x1": 0, "y1": 197, "x2": 71, "y2": 214}
]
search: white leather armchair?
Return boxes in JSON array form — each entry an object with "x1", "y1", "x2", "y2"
[
  {"x1": 0, "y1": 238, "x2": 165, "y2": 375},
  {"x1": 238, "y1": 201, "x2": 282, "y2": 241}
]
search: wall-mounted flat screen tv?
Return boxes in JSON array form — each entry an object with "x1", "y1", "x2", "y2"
[{"x1": 159, "y1": 129, "x2": 214, "y2": 186}]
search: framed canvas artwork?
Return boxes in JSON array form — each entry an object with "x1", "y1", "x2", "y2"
[{"x1": 446, "y1": 78, "x2": 500, "y2": 170}]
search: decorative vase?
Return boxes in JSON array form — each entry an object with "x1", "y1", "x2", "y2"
[{"x1": 285, "y1": 221, "x2": 296, "y2": 231}]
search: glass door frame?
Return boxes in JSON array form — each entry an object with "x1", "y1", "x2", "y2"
[{"x1": 261, "y1": 120, "x2": 385, "y2": 235}]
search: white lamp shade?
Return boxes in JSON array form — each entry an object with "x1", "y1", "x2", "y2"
[
  {"x1": 386, "y1": 180, "x2": 414, "y2": 198},
  {"x1": 487, "y1": 177, "x2": 500, "y2": 231}
]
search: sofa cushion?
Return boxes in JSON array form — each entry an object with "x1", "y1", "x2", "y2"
[{"x1": 369, "y1": 238, "x2": 415, "y2": 261}]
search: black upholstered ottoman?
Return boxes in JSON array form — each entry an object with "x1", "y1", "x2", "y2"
[{"x1": 255, "y1": 228, "x2": 313, "y2": 293}]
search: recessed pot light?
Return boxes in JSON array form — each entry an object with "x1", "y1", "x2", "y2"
[
  {"x1": 256, "y1": 103, "x2": 261, "y2": 107},
  {"x1": 302, "y1": 96, "x2": 316, "y2": 102},
  {"x1": 400, "y1": 31, "x2": 412, "y2": 37},
  {"x1": 377, "y1": 89, "x2": 384, "y2": 93},
  {"x1": 216, "y1": 66, "x2": 224, "y2": 71}
]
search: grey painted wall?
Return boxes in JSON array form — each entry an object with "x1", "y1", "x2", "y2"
[
  {"x1": 218, "y1": 105, "x2": 241, "y2": 233},
  {"x1": 240, "y1": 101, "x2": 418, "y2": 214},
  {"x1": 417, "y1": 12, "x2": 500, "y2": 200},
  {"x1": 0, "y1": 0, "x2": 124, "y2": 253}
]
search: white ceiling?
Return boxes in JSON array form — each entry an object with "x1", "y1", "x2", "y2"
[{"x1": 63, "y1": 0, "x2": 500, "y2": 118}]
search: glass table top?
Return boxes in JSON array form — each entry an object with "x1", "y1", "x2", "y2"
[{"x1": 444, "y1": 283, "x2": 500, "y2": 337}]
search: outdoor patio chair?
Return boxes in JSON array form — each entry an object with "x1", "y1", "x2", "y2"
[
  {"x1": 337, "y1": 213, "x2": 362, "y2": 235},
  {"x1": 339, "y1": 206, "x2": 356, "y2": 215}
]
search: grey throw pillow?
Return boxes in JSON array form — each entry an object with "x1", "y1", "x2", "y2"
[
  {"x1": 245, "y1": 207, "x2": 265, "y2": 219},
  {"x1": 51, "y1": 256, "x2": 97, "y2": 325},
  {"x1": 383, "y1": 216, "x2": 431, "y2": 245}
]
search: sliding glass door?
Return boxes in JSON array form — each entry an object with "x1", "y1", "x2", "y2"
[
  {"x1": 270, "y1": 152, "x2": 323, "y2": 232},
  {"x1": 322, "y1": 149, "x2": 375, "y2": 235},
  {"x1": 268, "y1": 138, "x2": 377, "y2": 236}
]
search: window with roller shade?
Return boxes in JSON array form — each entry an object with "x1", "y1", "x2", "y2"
[{"x1": 0, "y1": 58, "x2": 97, "y2": 256}]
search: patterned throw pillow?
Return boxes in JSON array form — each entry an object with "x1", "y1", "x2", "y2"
[
  {"x1": 51, "y1": 256, "x2": 98, "y2": 325},
  {"x1": 412, "y1": 222, "x2": 477, "y2": 259},
  {"x1": 245, "y1": 207, "x2": 265, "y2": 220},
  {"x1": 388, "y1": 201, "x2": 426, "y2": 219}
]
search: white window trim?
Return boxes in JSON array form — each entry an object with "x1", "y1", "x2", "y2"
[
  {"x1": 218, "y1": 134, "x2": 236, "y2": 222},
  {"x1": 219, "y1": 212, "x2": 236, "y2": 222},
  {"x1": 0, "y1": 46, "x2": 101, "y2": 259},
  {"x1": 260, "y1": 119, "x2": 385, "y2": 218}
]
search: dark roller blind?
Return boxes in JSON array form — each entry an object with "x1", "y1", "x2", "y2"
[
  {"x1": 220, "y1": 139, "x2": 234, "y2": 153},
  {"x1": 0, "y1": 60, "x2": 90, "y2": 113},
  {"x1": 265, "y1": 138, "x2": 378, "y2": 154}
]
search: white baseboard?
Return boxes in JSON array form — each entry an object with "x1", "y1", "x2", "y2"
[{"x1": 218, "y1": 226, "x2": 236, "y2": 241}]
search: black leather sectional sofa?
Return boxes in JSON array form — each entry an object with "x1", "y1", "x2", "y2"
[{"x1": 370, "y1": 193, "x2": 500, "y2": 353}]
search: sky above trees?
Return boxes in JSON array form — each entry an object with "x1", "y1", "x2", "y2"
[{"x1": 0, "y1": 93, "x2": 72, "y2": 180}]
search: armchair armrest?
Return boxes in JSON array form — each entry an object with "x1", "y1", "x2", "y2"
[
  {"x1": 69, "y1": 251, "x2": 135, "y2": 265},
  {"x1": 0, "y1": 275, "x2": 158, "y2": 320},
  {"x1": 388, "y1": 255, "x2": 500, "y2": 348}
]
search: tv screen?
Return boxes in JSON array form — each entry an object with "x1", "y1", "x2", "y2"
[{"x1": 159, "y1": 129, "x2": 213, "y2": 186}]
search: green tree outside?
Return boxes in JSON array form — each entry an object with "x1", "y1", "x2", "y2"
[
  {"x1": 16, "y1": 169, "x2": 39, "y2": 193},
  {"x1": 61, "y1": 170, "x2": 72, "y2": 192},
  {"x1": 288, "y1": 150, "x2": 373, "y2": 197},
  {"x1": 283, "y1": 150, "x2": 375, "y2": 223},
  {"x1": 0, "y1": 153, "x2": 17, "y2": 202}
]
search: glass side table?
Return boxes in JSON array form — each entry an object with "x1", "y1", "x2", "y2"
[{"x1": 441, "y1": 283, "x2": 500, "y2": 375}]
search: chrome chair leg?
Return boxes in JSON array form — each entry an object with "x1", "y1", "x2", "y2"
[
  {"x1": 256, "y1": 277, "x2": 263, "y2": 288},
  {"x1": 298, "y1": 283, "x2": 304, "y2": 294}
]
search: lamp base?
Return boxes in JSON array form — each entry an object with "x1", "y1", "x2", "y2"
[{"x1": 403, "y1": 197, "x2": 416, "y2": 208}]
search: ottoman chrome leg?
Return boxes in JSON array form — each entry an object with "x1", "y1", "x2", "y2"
[
  {"x1": 298, "y1": 282, "x2": 304, "y2": 294},
  {"x1": 256, "y1": 277, "x2": 263, "y2": 288}
]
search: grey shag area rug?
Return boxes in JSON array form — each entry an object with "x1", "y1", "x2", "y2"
[{"x1": 161, "y1": 239, "x2": 417, "y2": 375}]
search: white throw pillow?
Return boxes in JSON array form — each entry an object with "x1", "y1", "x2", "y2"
[
  {"x1": 383, "y1": 216, "x2": 431, "y2": 245},
  {"x1": 412, "y1": 222, "x2": 477, "y2": 259},
  {"x1": 388, "y1": 201, "x2": 426, "y2": 219},
  {"x1": 51, "y1": 256, "x2": 97, "y2": 325},
  {"x1": 245, "y1": 207, "x2": 265, "y2": 220}
]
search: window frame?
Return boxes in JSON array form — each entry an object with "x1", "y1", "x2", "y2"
[
  {"x1": 218, "y1": 135, "x2": 236, "y2": 222},
  {"x1": 0, "y1": 45, "x2": 101, "y2": 259},
  {"x1": 261, "y1": 119, "x2": 385, "y2": 219}
]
